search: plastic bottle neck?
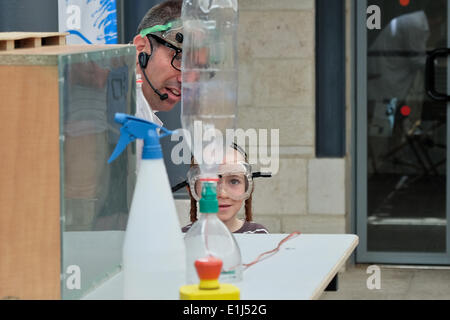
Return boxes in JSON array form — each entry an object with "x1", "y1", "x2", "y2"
[
  {"x1": 199, "y1": 181, "x2": 219, "y2": 213},
  {"x1": 199, "y1": 212, "x2": 219, "y2": 220}
]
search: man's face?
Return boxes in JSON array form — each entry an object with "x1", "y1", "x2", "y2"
[{"x1": 134, "y1": 35, "x2": 182, "y2": 112}]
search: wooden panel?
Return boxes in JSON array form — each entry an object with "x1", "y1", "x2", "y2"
[
  {"x1": 0, "y1": 44, "x2": 127, "y2": 56},
  {"x1": 15, "y1": 37, "x2": 41, "y2": 50},
  {"x1": 0, "y1": 65, "x2": 61, "y2": 299},
  {"x1": 0, "y1": 32, "x2": 67, "y2": 41},
  {"x1": 0, "y1": 39, "x2": 14, "y2": 51},
  {"x1": 0, "y1": 45, "x2": 131, "y2": 67},
  {"x1": 0, "y1": 32, "x2": 68, "y2": 51},
  {"x1": 42, "y1": 35, "x2": 66, "y2": 47}
]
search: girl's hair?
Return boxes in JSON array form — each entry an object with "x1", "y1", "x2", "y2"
[{"x1": 188, "y1": 144, "x2": 253, "y2": 223}]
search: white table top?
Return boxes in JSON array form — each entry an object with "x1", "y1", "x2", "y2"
[{"x1": 81, "y1": 233, "x2": 358, "y2": 300}]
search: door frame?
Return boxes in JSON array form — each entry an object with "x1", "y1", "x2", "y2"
[{"x1": 354, "y1": 0, "x2": 450, "y2": 265}]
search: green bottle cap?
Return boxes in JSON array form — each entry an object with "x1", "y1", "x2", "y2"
[{"x1": 199, "y1": 182, "x2": 219, "y2": 213}]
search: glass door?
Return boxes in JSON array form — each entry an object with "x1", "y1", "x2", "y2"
[{"x1": 356, "y1": 0, "x2": 450, "y2": 264}]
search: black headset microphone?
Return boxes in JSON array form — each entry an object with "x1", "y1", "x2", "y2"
[{"x1": 138, "y1": 52, "x2": 168, "y2": 101}]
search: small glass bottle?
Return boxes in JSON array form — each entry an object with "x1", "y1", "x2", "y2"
[{"x1": 184, "y1": 181, "x2": 243, "y2": 284}]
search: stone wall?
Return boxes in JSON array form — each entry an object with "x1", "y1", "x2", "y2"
[{"x1": 237, "y1": 0, "x2": 347, "y2": 234}]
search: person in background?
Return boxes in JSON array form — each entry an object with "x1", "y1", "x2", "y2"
[
  {"x1": 366, "y1": 1, "x2": 445, "y2": 172},
  {"x1": 367, "y1": 1, "x2": 444, "y2": 139},
  {"x1": 173, "y1": 144, "x2": 271, "y2": 234},
  {"x1": 132, "y1": 0, "x2": 183, "y2": 168}
]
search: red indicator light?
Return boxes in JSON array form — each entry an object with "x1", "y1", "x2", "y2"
[
  {"x1": 399, "y1": 0, "x2": 410, "y2": 6},
  {"x1": 400, "y1": 105, "x2": 411, "y2": 116}
]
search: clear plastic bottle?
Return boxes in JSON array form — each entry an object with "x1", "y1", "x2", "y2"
[
  {"x1": 181, "y1": 0, "x2": 239, "y2": 176},
  {"x1": 184, "y1": 181, "x2": 243, "y2": 284},
  {"x1": 108, "y1": 113, "x2": 186, "y2": 300}
]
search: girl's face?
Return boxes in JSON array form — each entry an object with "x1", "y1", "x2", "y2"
[
  {"x1": 216, "y1": 190, "x2": 244, "y2": 224},
  {"x1": 216, "y1": 149, "x2": 246, "y2": 224},
  {"x1": 193, "y1": 148, "x2": 247, "y2": 224}
]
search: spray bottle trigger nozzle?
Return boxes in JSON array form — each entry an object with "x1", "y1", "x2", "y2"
[
  {"x1": 108, "y1": 113, "x2": 175, "y2": 163},
  {"x1": 108, "y1": 129, "x2": 136, "y2": 164}
]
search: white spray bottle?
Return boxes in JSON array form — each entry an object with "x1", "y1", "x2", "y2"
[{"x1": 108, "y1": 113, "x2": 186, "y2": 300}]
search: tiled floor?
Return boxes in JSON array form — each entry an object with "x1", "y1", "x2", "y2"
[{"x1": 321, "y1": 264, "x2": 450, "y2": 300}]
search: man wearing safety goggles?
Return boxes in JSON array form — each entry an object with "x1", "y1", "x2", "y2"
[{"x1": 132, "y1": 0, "x2": 183, "y2": 126}]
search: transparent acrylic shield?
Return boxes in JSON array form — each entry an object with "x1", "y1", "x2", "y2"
[{"x1": 58, "y1": 46, "x2": 136, "y2": 299}]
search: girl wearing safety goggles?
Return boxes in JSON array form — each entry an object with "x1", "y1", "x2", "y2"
[{"x1": 174, "y1": 144, "x2": 271, "y2": 234}]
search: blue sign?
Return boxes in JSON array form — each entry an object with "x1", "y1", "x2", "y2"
[{"x1": 58, "y1": 0, "x2": 118, "y2": 44}]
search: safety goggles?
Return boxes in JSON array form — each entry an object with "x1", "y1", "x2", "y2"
[
  {"x1": 171, "y1": 162, "x2": 272, "y2": 201},
  {"x1": 140, "y1": 19, "x2": 183, "y2": 71}
]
